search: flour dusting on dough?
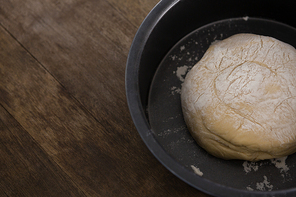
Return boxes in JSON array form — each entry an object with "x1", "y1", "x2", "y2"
[
  {"x1": 210, "y1": 40, "x2": 220, "y2": 46},
  {"x1": 247, "y1": 176, "x2": 274, "y2": 191},
  {"x1": 181, "y1": 33, "x2": 296, "y2": 161}
]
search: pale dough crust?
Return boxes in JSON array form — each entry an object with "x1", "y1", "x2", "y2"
[{"x1": 181, "y1": 33, "x2": 296, "y2": 161}]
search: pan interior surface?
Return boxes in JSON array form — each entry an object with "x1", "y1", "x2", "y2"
[{"x1": 148, "y1": 17, "x2": 296, "y2": 193}]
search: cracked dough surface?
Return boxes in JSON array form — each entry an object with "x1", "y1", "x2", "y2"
[{"x1": 181, "y1": 33, "x2": 296, "y2": 161}]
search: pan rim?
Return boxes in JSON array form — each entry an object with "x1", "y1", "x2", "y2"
[{"x1": 125, "y1": 0, "x2": 296, "y2": 196}]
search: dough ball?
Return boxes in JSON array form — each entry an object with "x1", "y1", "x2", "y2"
[{"x1": 181, "y1": 33, "x2": 296, "y2": 161}]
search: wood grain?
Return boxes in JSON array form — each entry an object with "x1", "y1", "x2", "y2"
[
  {"x1": 106, "y1": 0, "x2": 160, "y2": 28},
  {"x1": 0, "y1": 0, "x2": 210, "y2": 196},
  {"x1": 0, "y1": 105, "x2": 84, "y2": 197}
]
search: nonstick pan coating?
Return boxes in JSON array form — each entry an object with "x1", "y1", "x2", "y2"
[
  {"x1": 126, "y1": 0, "x2": 296, "y2": 196},
  {"x1": 148, "y1": 17, "x2": 296, "y2": 194}
]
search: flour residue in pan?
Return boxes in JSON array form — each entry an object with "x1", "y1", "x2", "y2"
[
  {"x1": 173, "y1": 65, "x2": 190, "y2": 82},
  {"x1": 256, "y1": 176, "x2": 273, "y2": 191},
  {"x1": 170, "y1": 38, "x2": 223, "y2": 96},
  {"x1": 243, "y1": 156, "x2": 292, "y2": 191},
  {"x1": 243, "y1": 156, "x2": 290, "y2": 174},
  {"x1": 243, "y1": 161, "x2": 260, "y2": 173},
  {"x1": 171, "y1": 65, "x2": 192, "y2": 95},
  {"x1": 246, "y1": 176, "x2": 273, "y2": 191},
  {"x1": 271, "y1": 156, "x2": 290, "y2": 173},
  {"x1": 191, "y1": 165, "x2": 203, "y2": 176},
  {"x1": 243, "y1": 16, "x2": 249, "y2": 21}
]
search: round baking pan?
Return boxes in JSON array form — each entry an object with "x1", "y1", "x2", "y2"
[{"x1": 125, "y1": 0, "x2": 296, "y2": 196}]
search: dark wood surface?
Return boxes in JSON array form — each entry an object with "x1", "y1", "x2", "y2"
[{"x1": 0, "y1": 0, "x2": 210, "y2": 196}]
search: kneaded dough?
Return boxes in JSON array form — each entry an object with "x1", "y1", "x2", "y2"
[{"x1": 181, "y1": 33, "x2": 296, "y2": 161}]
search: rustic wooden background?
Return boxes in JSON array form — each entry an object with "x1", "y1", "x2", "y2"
[{"x1": 0, "y1": 0, "x2": 210, "y2": 196}]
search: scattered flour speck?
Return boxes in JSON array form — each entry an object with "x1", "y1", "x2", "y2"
[
  {"x1": 243, "y1": 156, "x2": 292, "y2": 190},
  {"x1": 243, "y1": 161, "x2": 259, "y2": 173},
  {"x1": 243, "y1": 156, "x2": 289, "y2": 174},
  {"x1": 243, "y1": 16, "x2": 249, "y2": 21},
  {"x1": 256, "y1": 176, "x2": 273, "y2": 191},
  {"x1": 173, "y1": 65, "x2": 190, "y2": 82},
  {"x1": 191, "y1": 165, "x2": 203, "y2": 176},
  {"x1": 157, "y1": 129, "x2": 172, "y2": 137},
  {"x1": 171, "y1": 86, "x2": 181, "y2": 95},
  {"x1": 246, "y1": 186, "x2": 254, "y2": 191},
  {"x1": 270, "y1": 156, "x2": 289, "y2": 173},
  {"x1": 171, "y1": 55, "x2": 177, "y2": 61},
  {"x1": 180, "y1": 45, "x2": 185, "y2": 51}
]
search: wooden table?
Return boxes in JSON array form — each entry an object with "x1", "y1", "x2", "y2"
[{"x1": 0, "y1": 0, "x2": 210, "y2": 196}]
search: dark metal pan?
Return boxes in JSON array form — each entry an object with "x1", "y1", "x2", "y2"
[{"x1": 126, "y1": 0, "x2": 296, "y2": 196}]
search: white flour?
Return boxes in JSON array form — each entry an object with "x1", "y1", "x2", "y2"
[
  {"x1": 180, "y1": 45, "x2": 185, "y2": 51},
  {"x1": 170, "y1": 86, "x2": 181, "y2": 95},
  {"x1": 243, "y1": 156, "x2": 289, "y2": 174},
  {"x1": 246, "y1": 186, "x2": 254, "y2": 191},
  {"x1": 246, "y1": 176, "x2": 274, "y2": 191},
  {"x1": 243, "y1": 161, "x2": 259, "y2": 173},
  {"x1": 191, "y1": 165, "x2": 203, "y2": 176},
  {"x1": 171, "y1": 65, "x2": 192, "y2": 95},
  {"x1": 271, "y1": 156, "x2": 289, "y2": 173},
  {"x1": 243, "y1": 156, "x2": 291, "y2": 191},
  {"x1": 243, "y1": 16, "x2": 249, "y2": 21},
  {"x1": 173, "y1": 65, "x2": 189, "y2": 82},
  {"x1": 256, "y1": 176, "x2": 273, "y2": 191}
]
